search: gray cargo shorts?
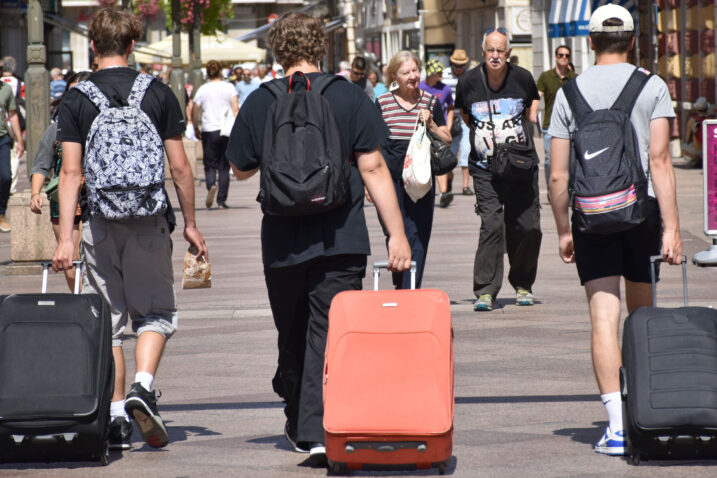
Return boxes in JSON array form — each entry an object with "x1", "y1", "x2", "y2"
[{"x1": 81, "y1": 215, "x2": 178, "y2": 347}]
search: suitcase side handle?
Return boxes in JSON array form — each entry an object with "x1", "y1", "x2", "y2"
[
  {"x1": 649, "y1": 255, "x2": 687, "y2": 307},
  {"x1": 41, "y1": 261, "x2": 83, "y2": 294},
  {"x1": 373, "y1": 260, "x2": 417, "y2": 291}
]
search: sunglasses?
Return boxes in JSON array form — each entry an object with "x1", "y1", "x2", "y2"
[
  {"x1": 351, "y1": 69, "x2": 365, "y2": 77},
  {"x1": 450, "y1": 62, "x2": 466, "y2": 69},
  {"x1": 485, "y1": 27, "x2": 509, "y2": 36},
  {"x1": 556, "y1": 53, "x2": 571, "y2": 59}
]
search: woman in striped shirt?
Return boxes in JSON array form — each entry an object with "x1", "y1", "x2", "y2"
[{"x1": 375, "y1": 50, "x2": 452, "y2": 289}]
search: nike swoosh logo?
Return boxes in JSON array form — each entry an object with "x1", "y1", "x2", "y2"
[{"x1": 584, "y1": 147, "x2": 609, "y2": 160}]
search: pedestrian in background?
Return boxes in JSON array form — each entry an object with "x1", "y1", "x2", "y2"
[
  {"x1": 376, "y1": 50, "x2": 451, "y2": 289},
  {"x1": 537, "y1": 45, "x2": 576, "y2": 194},
  {"x1": 0, "y1": 71, "x2": 24, "y2": 233},
  {"x1": 446, "y1": 49, "x2": 474, "y2": 198},
  {"x1": 367, "y1": 68, "x2": 387, "y2": 97},
  {"x1": 192, "y1": 59, "x2": 239, "y2": 209},
  {"x1": 455, "y1": 26, "x2": 542, "y2": 311},
  {"x1": 419, "y1": 58, "x2": 455, "y2": 208},
  {"x1": 30, "y1": 70, "x2": 91, "y2": 290},
  {"x1": 349, "y1": 56, "x2": 374, "y2": 100}
]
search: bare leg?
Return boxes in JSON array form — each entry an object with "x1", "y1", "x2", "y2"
[
  {"x1": 624, "y1": 279, "x2": 652, "y2": 313},
  {"x1": 585, "y1": 276, "x2": 622, "y2": 394},
  {"x1": 112, "y1": 346, "x2": 126, "y2": 401},
  {"x1": 462, "y1": 167, "x2": 471, "y2": 190},
  {"x1": 135, "y1": 330, "x2": 166, "y2": 376}
]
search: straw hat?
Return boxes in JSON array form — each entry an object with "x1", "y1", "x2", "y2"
[{"x1": 449, "y1": 49, "x2": 469, "y2": 66}]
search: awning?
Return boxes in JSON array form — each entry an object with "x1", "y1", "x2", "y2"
[
  {"x1": 44, "y1": 13, "x2": 88, "y2": 36},
  {"x1": 548, "y1": 0, "x2": 637, "y2": 38}
]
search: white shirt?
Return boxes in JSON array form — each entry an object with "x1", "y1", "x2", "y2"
[{"x1": 193, "y1": 80, "x2": 237, "y2": 132}]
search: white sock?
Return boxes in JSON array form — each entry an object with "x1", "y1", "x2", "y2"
[
  {"x1": 135, "y1": 371, "x2": 154, "y2": 392},
  {"x1": 601, "y1": 392, "x2": 623, "y2": 433},
  {"x1": 110, "y1": 400, "x2": 129, "y2": 420}
]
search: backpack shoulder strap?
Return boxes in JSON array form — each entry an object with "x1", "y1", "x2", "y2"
[
  {"x1": 310, "y1": 73, "x2": 346, "y2": 95},
  {"x1": 127, "y1": 73, "x2": 155, "y2": 108},
  {"x1": 260, "y1": 79, "x2": 288, "y2": 99},
  {"x1": 73, "y1": 80, "x2": 110, "y2": 111},
  {"x1": 611, "y1": 67, "x2": 651, "y2": 115},
  {"x1": 562, "y1": 78, "x2": 592, "y2": 121}
]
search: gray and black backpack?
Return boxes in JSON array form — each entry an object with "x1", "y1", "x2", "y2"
[
  {"x1": 562, "y1": 67, "x2": 651, "y2": 234},
  {"x1": 74, "y1": 74, "x2": 167, "y2": 220}
]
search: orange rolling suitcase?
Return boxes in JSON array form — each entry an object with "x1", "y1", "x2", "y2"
[{"x1": 323, "y1": 261, "x2": 453, "y2": 474}]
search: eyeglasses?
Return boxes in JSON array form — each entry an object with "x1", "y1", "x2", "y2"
[
  {"x1": 556, "y1": 53, "x2": 571, "y2": 59},
  {"x1": 351, "y1": 69, "x2": 365, "y2": 77},
  {"x1": 485, "y1": 27, "x2": 509, "y2": 36},
  {"x1": 485, "y1": 48, "x2": 507, "y2": 56}
]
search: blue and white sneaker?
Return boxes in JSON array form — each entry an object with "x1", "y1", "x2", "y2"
[{"x1": 594, "y1": 427, "x2": 627, "y2": 456}]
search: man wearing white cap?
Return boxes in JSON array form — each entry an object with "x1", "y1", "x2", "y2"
[{"x1": 549, "y1": 4, "x2": 681, "y2": 456}]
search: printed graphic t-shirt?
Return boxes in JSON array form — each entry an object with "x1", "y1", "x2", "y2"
[{"x1": 455, "y1": 63, "x2": 539, "y2": 168}]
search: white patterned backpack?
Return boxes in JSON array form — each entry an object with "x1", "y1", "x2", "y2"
[{"x1": 74, "y1": 74, "x2": 167, "y2": 219}]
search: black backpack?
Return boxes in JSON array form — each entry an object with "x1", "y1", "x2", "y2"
[
  {"x1": 563, "y1": 67, "x2": 651, "y2": 234},
  {"x1": 259, "y1": 72, "x2": 350, "y2": 216}
]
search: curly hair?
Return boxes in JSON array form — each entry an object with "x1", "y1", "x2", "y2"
[
  {"x1": 268, "y1": 12, "x2": 326, "y2": 70},
  {"x1": 89, "y1": 7, "x2": 143, "y2": 58}
]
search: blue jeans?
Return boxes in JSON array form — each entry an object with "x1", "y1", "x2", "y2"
[
  {"x1": 542, "y1": 129, "x2": 551, "y2": 191},
  {"x1": 0, "y1": 134, "x2": 12, "y2": 215}
]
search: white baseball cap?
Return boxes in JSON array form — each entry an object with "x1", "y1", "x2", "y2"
[{"x1": 588, "y1": 4, "x2": 634, "y2": 33}]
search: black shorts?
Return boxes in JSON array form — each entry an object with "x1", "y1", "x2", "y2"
[{"x1": 572, "y1": 198, "x2": 662, "y2": 285}]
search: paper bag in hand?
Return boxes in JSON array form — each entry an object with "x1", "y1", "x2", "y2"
[{"x1": 182, "y1": 245, "x2": 211, "y2": 289}]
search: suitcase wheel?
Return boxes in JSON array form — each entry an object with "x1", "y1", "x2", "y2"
[
  {"x1": 438, "y1": 461, "x2": 448, "y2": 474},
  {"x1": 628, "y1": 453, "x2": 640, "y2": 466},
  {"x1": 327, "y1": 460, "x2": 347, "y2": 475}
]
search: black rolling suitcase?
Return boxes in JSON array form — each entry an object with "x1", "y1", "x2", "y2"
[
  {"x1": 621, "y1": 255, "x2": 717, "y2": 465},
  {"x1": 0, "y1": 262, "x2": 113, "y2": 465}
]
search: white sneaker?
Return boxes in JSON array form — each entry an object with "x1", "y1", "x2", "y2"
[{"x1": 595, "y1": 427, "x2": 626, "y2": 456}]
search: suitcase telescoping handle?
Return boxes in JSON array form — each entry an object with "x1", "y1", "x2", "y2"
[
  {"x1": 649, "y1": 255, "x2": 687, "y2": 307},
  {"x1": 372, "y1": 260, "x2": 417, "y2": 290},
  {"x1": 41, "y1": 260, "x2": 83, "y2": 294}
]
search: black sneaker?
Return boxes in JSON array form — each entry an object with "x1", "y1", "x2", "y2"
[
  {"x1": 284, "y1": 421, "x2": 309, "y2": 453},
  {"x1": 124, "y1": 383, "x2": 169, "y2": 448},
  {"x1": 308, "y1": 442, "x2": 327, "y2": 466},
  {"x1": 108, "y1": 416, "x2": 133, "y2": 450},
  {"x1": 439, "y1": 193, "x2": 453, "y2": 208}
]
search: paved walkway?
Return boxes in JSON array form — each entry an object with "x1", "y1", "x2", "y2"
[{"x1": 1, "y1": 141, "x2": 716, "y2": 476}]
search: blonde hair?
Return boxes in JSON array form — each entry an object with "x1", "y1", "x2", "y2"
[{"x1": 384, "y1": 50, "x2": 421, "y2": 86}]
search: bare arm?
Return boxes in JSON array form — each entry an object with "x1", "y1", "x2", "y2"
[
  {"x1": 191, "y1": 102, "x2": 202, "y2": 139},
  {"x1": 8, "y1": 111, "x2": 24, "y2": 157},
  {"x1": 527, "y1": 98, "x2": 539, "y2": 126},
  {"x1": 356, "y1": 149, "x2": 411, "y2": 272},
  {"x1": 421, "y1": 109, "x2": 451, "y2": 144},
  {"x1": 30, "y1": 174, "x2": 45, "y2": 214},
  {"x1": 230, "y1": 95, "x2": 239, "y2": 116},
  {"x1": 648, "y1": 117, "x2": 681, "y2": 264},
  {"x1": 165, "y1": 135, "x2": 209, "y2": 261},
  {"x1": 549, "y1": 137, "x2": 574, "y2": 264},
  {"x1": 230, "y1": 163, "x2": 258, "y2": 180},
  {"x1": 51, "y1": 142, "x2": 83, "y2": 271}
]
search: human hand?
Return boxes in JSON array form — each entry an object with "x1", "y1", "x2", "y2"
[
  {"x1": 661, "y1": 230, "x2": 682, "y2": 265},
  {"x1": 184, "y1": 225, "x2": 209, "y2": 262},
  {"x1": 387, "y1": 234, "x2": 411, "y2": 272},
  {"x1": 14, "y1": 141, "x2": 25, "y2": 158},
  {"x1": 30, "y1": 193, "x2": 43, "y2": 214},
  {"x1": 558, "y1": 233, "x2": 575, "y2": 264},
  {"x1": 52, "y1": 239, "x2": 75, "y2": 272}
]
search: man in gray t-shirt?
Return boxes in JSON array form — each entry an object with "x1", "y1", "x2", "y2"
[
  {"x1": 0, "y1": 81, "x2": 24, "y2": 232},
  {"x1": 548, "y1": 4, "x2": 682, "y2": 458}
]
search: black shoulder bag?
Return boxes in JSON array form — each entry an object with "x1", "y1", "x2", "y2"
[
  {"x1": 479, "y1": 68, "x2": 537, "y2": 182},
  {"x1": 426, "y1": 95, "x2": 458, "y2": 176}
]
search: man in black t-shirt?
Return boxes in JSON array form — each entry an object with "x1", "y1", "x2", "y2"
[
  {"x1": 226, "y1": 12, "x2": 410, "y2": 466},
  {"x1": 53, "y1": 7, "x2": 208, "y2": 451},
  {"x1": 455, "y1": 27, "x2": 542, "y2": 312}
]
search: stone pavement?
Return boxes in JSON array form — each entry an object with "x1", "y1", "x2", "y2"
[{"x1": 1, "y1": 141, "x2": 716, "y2": 477}]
